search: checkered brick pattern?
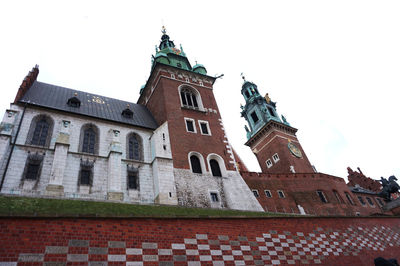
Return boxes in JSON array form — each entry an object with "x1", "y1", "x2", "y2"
[{"x1": 4, "y1": 225, "x2": 399, "y2": 265}]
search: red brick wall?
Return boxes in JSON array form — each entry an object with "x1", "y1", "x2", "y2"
[
  {"x1": 242, "y1": 172, "x2": 388, "y2": 216},
  {"x1": 0, "y1": 217, "x2": 399, "y2": 265}
]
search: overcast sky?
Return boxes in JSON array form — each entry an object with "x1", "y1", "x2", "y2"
[{"x1": 1, "y1": 0, "x2": 399, "y2": 181}]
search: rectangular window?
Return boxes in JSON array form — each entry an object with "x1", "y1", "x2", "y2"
[
  {"x1": 184, "y1": 118, "x2": 196, "y2": 133},
  {"x1": 345, "y1": 192, "x2": 355, "y2": 205},
  {"x1": 252, "y1": 190, "x2": 259, "y2": 198},
  {"x1": 272, "y1": 153, "x2": 280, "y2": 163},
  {"x1": 317, "y1": 190, "x2": 328, "y2": 203},
  {"x1": 26, "y1": 163, "x2": 40, "y2": 180},
  {"x1": 358, "y1": 196, "x2": 366, "y2": 206},
  {"x1": 128, "y1": 172, "x2": 139, "y2": 190},
  {"x1": 198, "y1": 120, "x2": 211, "y2": 135},
  {"x1": 264, "y1": 190, "x2": 272, "y2": 198},
  {"x1": 366, "y1": 197, "x2": 374, "y2": 206},
  {"x1": 210, "y1": 192, "x2": 219, "y2": 202},
  {"x1": 250, "y1": 111, "x2": 259, "y2": 124},
  {"x1": 80, "y1": 169, "x2": 91, "y2": 185},
  {"x1": 266, "y1": 159, "x2": 273, "y2": 168},
  {"x1": 277, "y1": 190, "x2": 285, "y2": 198}
]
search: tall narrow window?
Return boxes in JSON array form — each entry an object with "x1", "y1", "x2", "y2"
[
  {"x1": 31, "y1": 118, "x2": 49, "y2": 146},
  {"x1": 358, "y1": 196, "x2": 366, "y2": 206},
  {"x1": 252, "y1": 190, "x2": 260, "y2": 198},
  {"x1": 277, "y1": 190, "x2": 285, "y2": 198},
  {"x1": 190, "y1": 155, "x2": 202, "y2": 174},
  {"x1": 128, "y1": 135, "x2": 141, "y2": 160},
  {"x1": 198, "y1": 120, "x2": 211, "y2": 135},
  {"x1": 267, "y1": 107, "x2": 276, "y2": 117},
  {"x1": 265, "y1": 190, "x2": 272, "y2": 198},
  {"x1": 79, "y1": 159, "x2": 94, "y2": 186},
  {"x1": 333, "y1": 190, "x2": 344, "y2": 203},
  {"x1": 366, "y1": 197, "x2": 374, "y2": 206},
  {"x1": 82, "y1": 127, "x2": 96, "y2": 154},
  {"x1": 210, "y1": 159, "x2": 222, "y2": 177},
  {"x1": 345, "y1": 192, "x2": 355, "y2": 205},
  {"x1": 317, "y1": 190, "x2": 328, "y2": 203},
  {"x1": 185, "y1": 118, "x2": 196, "y2": 133}
]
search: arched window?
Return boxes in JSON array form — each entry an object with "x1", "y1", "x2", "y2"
[
  {"x1": 210, "y1": 159, "x2": 222, "y2": 177},
  {"x1": 82, "y1": 127, "x2": 96, "y2": 154},
  {"x1": 128, "y1": 134, "x2": 141, "y2": 160},
  {"x1": 27, "y1": 115, "x2": 54, "y2": 147},
  {"x1": 31, "y1": 118, "x2": 49, "y2": 146},
  {"x1": 180, "y1": 88, "x2": 198, "y2": 109},
  {"x1": 190, "y1": 155, "x2": 202, "y2": 174}
]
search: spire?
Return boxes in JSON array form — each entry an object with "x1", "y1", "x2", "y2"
[{"x1": 159, "y1": 26, "x2": 175, "y2": 50}]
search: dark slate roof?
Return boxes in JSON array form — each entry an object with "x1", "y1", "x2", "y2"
[
  {"x1": 349, "y1": 186, "x2": 378, "y2": 195},
  {"x1": 19, "y1": 81, "x2": 158, "y2": 130}
]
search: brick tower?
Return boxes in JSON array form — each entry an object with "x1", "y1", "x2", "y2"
[
  {"x1": 240, "y1": 76, "x2": 314, "y2": 174},
  {"x1": 138, "y1": 28, "x2": 262, "y2": 211}
]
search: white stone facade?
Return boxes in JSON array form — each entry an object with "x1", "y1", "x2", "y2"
[{"x1": 0, "y1": 104, "x2": 262, "y2": 211}]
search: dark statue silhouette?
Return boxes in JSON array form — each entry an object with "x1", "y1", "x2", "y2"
[{"x1": 378, "y1": 176, "x2": 400, "y2": 202}]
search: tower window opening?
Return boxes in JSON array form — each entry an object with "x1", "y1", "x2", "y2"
[
  {"x1": 250, "y1": 111, "x2": 259, "y2": 124},
  {"x1": 267, "y1": 107, "x2": 276, "y2": 117},
  {"x1": 199, "y1": 120, "x2": 211, "y2": 135},
  {"x1": 316, "y1": 190, "x2": 328, "y2": 203},
  {"x1": 180, "y1": 88, "x2": 199, "y2": 109},
  {"x1": 264, "y1": 190, "x2": 272, "y2": 198},
  {"x1": 376, "y1": 197, "x2": 384, "y2": 207},
  {"x1": 210, "y1": 159, "x2": 222, "y2": 177},
  {"x1": 277, "y1": 190, "x2": 285, "y2": 198},
  {"x1": 272, "y1": 153, "x2": 280, "y2": 163},
  {"x1": 185, "y1": 118, "x2": 196, "y2": 133},
  {"x1": 245, "y1": 91, "x2": 250, "y2": 98},
  {"x1": 266, "y1": 159, "x2": 273, "y2": 168},
  {"x1": 190, "y1": 155, "x2": 202, "y2": 174}
]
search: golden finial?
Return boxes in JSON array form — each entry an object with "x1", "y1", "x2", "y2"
[{"x1": 240, "y1": 72, "x2": 246, "y2": 81}]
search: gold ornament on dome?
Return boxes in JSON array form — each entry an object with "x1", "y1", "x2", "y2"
[{"x1": 265, "y1": 93, "x2": 271, "y2": 104}]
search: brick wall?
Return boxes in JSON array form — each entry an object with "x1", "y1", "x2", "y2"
[{"x1": 0, "y1": 217, "x2": 399, "y2": 265}]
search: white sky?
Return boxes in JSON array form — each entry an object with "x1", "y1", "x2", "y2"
[{"x1": 1, "y1": 1, "x2": 399, "y2": 181}]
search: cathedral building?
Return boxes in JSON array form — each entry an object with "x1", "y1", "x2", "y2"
[
  {"x1": 0, "y1": 29, "x2": 262, "y2": 212},
  {"x1": 0, "y1": 28, "x2": 393, "y2": 216}
]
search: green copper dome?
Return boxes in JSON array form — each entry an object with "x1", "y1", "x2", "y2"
[{"x1": 192, "y1": 64, "x2": 207, "y2": 74}]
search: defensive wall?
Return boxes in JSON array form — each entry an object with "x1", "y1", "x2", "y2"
[{"x1": 0, "y1": 216, "x2": 399, "y2": 265}]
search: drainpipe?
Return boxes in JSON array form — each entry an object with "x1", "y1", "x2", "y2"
[{"x1": 0, "y1": 103, "x2": 27, "y2": 191}]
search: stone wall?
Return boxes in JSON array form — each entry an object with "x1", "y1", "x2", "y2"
[{"x1": 0, "y1": 216, "x2": 399, "y2": 265}]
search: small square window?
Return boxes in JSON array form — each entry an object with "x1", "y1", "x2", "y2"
[
  {"x1": 210, "y1": 192, "x2": 219, "y2": 202},
  {"x1": 185, "y1": 118, "x2": 196, "y2": 133},
  {"x1": 272, "y1": 153, "x2": 280, "y2": 163},
  {"x1": 264, "y1": 190, "x2": 272, "y2": 198},
  {"x1": 198, "y1": 120, "x2": 211, "y2": 135},
  {"x1": 358, "y1": 196, "x2": 366, "y2": 206},
  {"x1": 266, "y1": 159, "x2": 273, "y2": 168},
  {"x1": 277, "y1": 190, "x2": 285, "y2": 198},
  {"x1": 252, "y1": 190, "x2": 259, "y2": 198},
  {"x1": 317, "y1": 190, "x2": 328, "y2": 203}
]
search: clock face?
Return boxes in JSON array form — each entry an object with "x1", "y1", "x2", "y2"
[{"x1": 288, "y1": 142, "x2": 302, "y2": 158}]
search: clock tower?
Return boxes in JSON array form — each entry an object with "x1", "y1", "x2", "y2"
[{"x1": 240, "y1": 77, "x2": 314, "y2": 174}]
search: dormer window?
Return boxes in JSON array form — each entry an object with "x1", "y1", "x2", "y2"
[
  {"x1": 122, "y1": 105, "x2": 133, "y2": 119},
  {"x1": 67, "y1": 93, "x2": 81, "y2": 108}
]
